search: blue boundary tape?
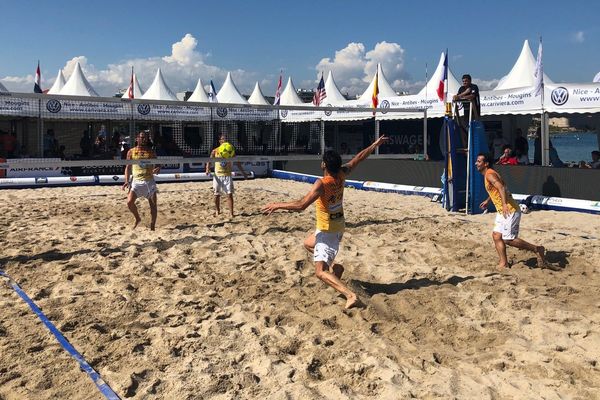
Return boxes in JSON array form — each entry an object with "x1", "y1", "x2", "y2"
[{"x1": 0, "y1": 270, "x2": 120, "y2": 400}]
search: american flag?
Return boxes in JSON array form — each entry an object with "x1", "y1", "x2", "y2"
[{"x1": 312, "y1": 73, "x2": 326, "y2": 106}]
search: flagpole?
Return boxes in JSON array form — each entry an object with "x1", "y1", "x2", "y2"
[{"x1": 423, "y1": 62, "x2": 428, "y2": 160}]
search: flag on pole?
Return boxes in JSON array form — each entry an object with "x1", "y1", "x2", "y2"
[
  {"x1": 273, "y1": 72, "x2": 282, "y2": 105},
  {"x1": 372, "y1": 68, "x2": 379, "y2": 114},
  {"x1": 533, "y1": 38, "x2": 543, "y2": 97},
  {"x1": 127, "y1": 67, "x2": 134, "y2": 99},
  {"x1": 34, "y1": 61, "x2": 42, "y2": 93},
  {"x1": 437, "y1": 51, "x2": 448, "y2": 102},
  {"x1": 208, "y1": 80, "x2": 218, "y2": 102},
  {"x1": 312, "y1": 73, "x2": 326, "y2": 106}
]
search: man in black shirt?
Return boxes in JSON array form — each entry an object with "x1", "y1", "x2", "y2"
[{"x1": 453, "y1": 74, "x2": 481, "y2": 120}]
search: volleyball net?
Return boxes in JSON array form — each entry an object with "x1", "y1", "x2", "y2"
[{"x1": 0, "y1": 92, "x2": 432, "y2": 186}]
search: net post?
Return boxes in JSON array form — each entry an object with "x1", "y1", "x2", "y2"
[
  {"x1": 320, "y1": 120, "x2": 325, "y2": 154},
  {"x1": 423, "y1": 108, "x2": 428, "y2": 159},
  {"x1": 374, "y1": 119, "x2": 380, "y2": 155}
]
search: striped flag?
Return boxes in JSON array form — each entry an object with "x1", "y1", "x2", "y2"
[
  {"x1": 372, "y1": 69, "x2": 379, "y2": 114},
  {"x1": 127, "y1": 67, "x2": 134, "y2": 99},
  {"x1": 437, "y1": 51, "x2": 448, "y2": 102},
  {"x1": 273, "y1": 72, "x2": 282, "y2": 105},
  {"x1": 312, "y1": 73, "x2": 326, "y2": 106},
  {"x1": 34, "y1": 61, "x2": 42, "y2": 93},
  {"x1": 208, "y1": 80, "x2": 218, "y2": 102}
]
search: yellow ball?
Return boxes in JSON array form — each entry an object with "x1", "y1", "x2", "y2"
[{"x1": 218, "y1": 142, "x2": 235, "y2": 158}]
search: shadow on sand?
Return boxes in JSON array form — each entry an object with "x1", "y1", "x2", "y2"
[{"x1": 350, "y1": 274, "x2": 477, "y2": 298}]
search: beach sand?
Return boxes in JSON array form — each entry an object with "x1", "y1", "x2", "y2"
[{"x1": 0, "y1": 178, "x2": 599, "y2": 399}]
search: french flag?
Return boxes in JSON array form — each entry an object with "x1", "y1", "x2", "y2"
[
  {"x1": 34, "y1": 61, "x2": 43, "y2": 93},
  {"x1": 436, "y1": 52, "x2": 448, "y2": 102}
]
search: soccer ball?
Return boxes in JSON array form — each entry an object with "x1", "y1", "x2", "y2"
[
  {"x1": 218, "y1": 142, "x2": 235, "y2": 158},
  {"x1": 519, "y1": 203, "x2": 530, "y2": 214}
]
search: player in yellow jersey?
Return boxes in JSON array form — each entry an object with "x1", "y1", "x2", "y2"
[
  {"x1": 122, "y1": 131, "x2": 160, "y2": 230},
  {"x1": 475, "y1": 153, "x2": 551, "y2": 270},
  {"x1": 262, "y1": 136, "x2": 389, "y2": 309},
  {"x1": 206, "y1": 134, "x2": 248, "y2": 217}
]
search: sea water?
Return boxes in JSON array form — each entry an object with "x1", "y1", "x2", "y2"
[{"x1": 528, "y1": 132, "x2": 599, "y2": 163}]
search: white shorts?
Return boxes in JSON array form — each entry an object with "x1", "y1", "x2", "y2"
[
  {"x1": 131, "y1": 180, "x2": 157, "y2": 199},
  {"x1": 213, "y1": 175, "x2": 234, "y2": 195},
  {"x1": 313, "y1": 230, "x2": 343, "y2": 266},
  {"x1": 493, "y1": 211, "x2": 521, "y2": 240}
]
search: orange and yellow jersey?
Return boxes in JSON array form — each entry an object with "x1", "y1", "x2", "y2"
[
  {"x1": 315, "y1": 173, "x2": 345, "y2": 233},
  {"x1": 213, "y1": 148, "x2": 232, "y2": 177},
  {"x1": 130, "y1": 146, "x2": 156, "y2": 181},
  {"x1": 485, "y1": 169, "x2": 518, "y2": 214}
]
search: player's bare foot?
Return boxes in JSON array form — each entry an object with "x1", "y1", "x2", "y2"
[
  {"x1": 344, "y1": 292, "x2": 359, "y2": 309},
  {"x1": 498, "y1": 262, "x2": 510, "y2": 270},
  {"x1": 536, "y1": 246, "x2": 546, "y2": 267},
  {"x1": 133, "y1": 217, "x2": 141, "y2": 229},
  {"x1": 150, "y1": 223, "x2": 156, "y2": 231},
  {"x1": 332, "y1": 264, "x2": 344, "y2": 279}
]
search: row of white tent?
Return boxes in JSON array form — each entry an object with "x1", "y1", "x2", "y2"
[{"x1": 0, "y1": 40, "x2": 560, "y2": 106}]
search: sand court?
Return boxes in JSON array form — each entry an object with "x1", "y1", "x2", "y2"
[{"x1": 0, "y1": 179, "x2": 599, "y2": 399}]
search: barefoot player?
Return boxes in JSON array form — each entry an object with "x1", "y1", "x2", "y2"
[{"x1": 262, "y1": 136, "x2": 389, "y2": 309}]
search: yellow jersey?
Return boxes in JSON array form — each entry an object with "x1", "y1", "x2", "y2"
[
  {"x1": 315, "y1": 174, "x2": 345, "y2": 233},
  {"x1": 130, "y1": 146, "x2": 156, "y2": 181},
  {"x1": 213, "y1": 148, "x2": 232, "y2": 177},
  {"x1": 485, "y1": 169, "x2": 518, "y2": 214}
]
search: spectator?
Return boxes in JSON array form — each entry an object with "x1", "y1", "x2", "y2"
[
  {"x1": 590, "y1": 150, "x2": 600, "y2": 168},
  {"x1": 491, "y1": 131, "x2": 508, "y2": 161},
  {"x1": 80, "y1": 130, "x2": 92, "y2": 157},
  {"x1": 549, "y1": 141, "x2": 565, "y2": 168},
  {"x1": 513, "y1": 128, "x2": 529, "y2": 164},
  {"x1": 43, "y1": 129, "x2": 59, "y2": 157},
  {"x1": 496, "y1": 145, "x2": 518, "y2": 165}
]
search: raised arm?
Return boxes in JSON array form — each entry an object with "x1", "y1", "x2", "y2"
[
  {"x1": 262, "y1": 179, "x2": 323, "y2": 215},
  {"x1": 343, "y1": 135, "x2": 389, "y2": 174}
]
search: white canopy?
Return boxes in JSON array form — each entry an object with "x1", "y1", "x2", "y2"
[
  {"x1": 248, "y1": 82, "x2": 270, "y2": 105},
  {"x1": 593, "y1": 72, "x2": 600, "y2": 83},
  {"x1": 217, "y1": 72, "x2": 248, "y2": 104},
  {"x1": 122, "y1": 73, "x2": 144, "y2": 99},
  {"x1": 280, "y1": 77, "x2": 304, "y2": 105},
  {"x1": 141, "y1": 68, "x2": 178, "y2": 101},
  {"x1": 418, "y1": 52, "x2": 461, "y2": 99},
  {"x1": 495, "y1": 40, "x2": 553, "y2": 90},
  {"x1": 323, "y1": 71, "x2": 348, "y2": 104},
  {"x1": 47, "y1": 69, "x2": 66, "y2": 94},
  {"x1": 59, "y1": 61, "x2": 99, "y2": 96},
  {"x1": 0, "y1": 81, "x2": 8, "y2": 93},
  {"x1": 359, "y1": 63, "x2": 397, "y2": 102},
  {"x1": 187, "y1": 78, "x2": 210, "y2": 102}
]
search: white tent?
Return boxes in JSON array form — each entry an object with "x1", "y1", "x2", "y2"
[
  {"x1": 495, "y1": 40, "x2": 553, "y2": 90},
  {"x1": 187, "y1": 78, "x2": 210, "y2": 102},
  {"x1": 122, "y1": 73, "x2": 144, "y2": 99},
  {"x1": 59, "y1": 61, "x2": 99, "y2": 96},
  {"x1": 141, "y1": 68, "x2": 178, "y2": 101},
  {"x1": 593, "y1": 72, "x2": 600, "y2": 83},
  {"x1": 0, "y1": 81, "x2": 8, "y2": 93},
  {"x1": 359, "y1": 63, "x2": 397, "y2": 103},
  {"x1": 418, "y1": 52, "x2": 461, "y2": 99},
  {"x1": 47, "y1": 69, "x2": 66, "y2": 94},
  {"x1": 217, "y1": 72, "x2": 248, "y2": 104},
  {"x1": 248, "y1": 82, "x2": 270, "y2": 105},
  {"x1": 280, "y1": 77, "x2": 304, "y2": 105},
  {"x1": 323, "y1": 71, "x2": 348, "y2": 104}
]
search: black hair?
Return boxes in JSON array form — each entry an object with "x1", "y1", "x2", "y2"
[
  {"x1": 462, "y1": 74, "x2": 472, "y2": 81},
  {"x1": 322, "y1": 150, "x2": 342, "y2": 174},
  {"x1": 477, "y1": 152, "x2": 492, "y2": 167},
  {"x1": 592, "y1": 150, "x2": 600, "y2": 156},
  {"x1": 502, "y1": 144, "x2": 512, "y2": 151}
]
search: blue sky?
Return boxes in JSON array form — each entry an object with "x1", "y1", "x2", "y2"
[{"x1": 1, "y1": 0, "x2": 598, "y2": 96}]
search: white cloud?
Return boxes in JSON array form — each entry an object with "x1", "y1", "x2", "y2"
[
  {"x1": 473, "y1": 78, "x2": 500, "y2": 91},
  {"x1": 315, "y1": 41, "x2": 409, "y2": 96},
  {"x1": 572, "y1": 31, "x2": 585, "y2": 43},
  {"x1": 0, "y1": 34, "x2": 255, "y2": 96}
]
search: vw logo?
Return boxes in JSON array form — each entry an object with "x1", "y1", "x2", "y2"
[
  {"x1": 324, "y1": 104, "x2": 332, "y2": 116},
  {"x1": 46, "y1": 99, "x2": 61, "y2": 113},
  {"x1": 280, "y1": 110, "x2": 288, "y2": 118},
  {"x1": 380, "y1": 100, "x2": 390, "y2": 114},
  {"x1": 216, "y1": 107, "x2": 228, "y2": 118},
  {"x1": 551, "y1": 87, "x2": 569, "y2": 106},
  {"x1": 137, "y1": 103, "x2": 151, "y2": 115}
]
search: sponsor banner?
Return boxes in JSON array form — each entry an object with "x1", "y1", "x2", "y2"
[
  {"x1": 43, "y1": 98, "x2": 130, "y2": 120},
  {"x1": 185, "y1": 161, "x2": 270, "y2": 176},
  {"x1": 0, "y1": 96, "x2": 38, "y2": 117},
  {"x1": 213, "y1": 107, "x2": 276, "y2": 121},
  {"x1": 6, "y1": 158, "x2": 63, "y2": 178},
  {"x1": 480, "y1": 87, "x2": 542, "y2": 116},
  {"x1": 545, "y1": 83, "x2": 600, "y2": 113},
  {"x1": 135, "y1": 102, "x2": 212, "y2": 120}
]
